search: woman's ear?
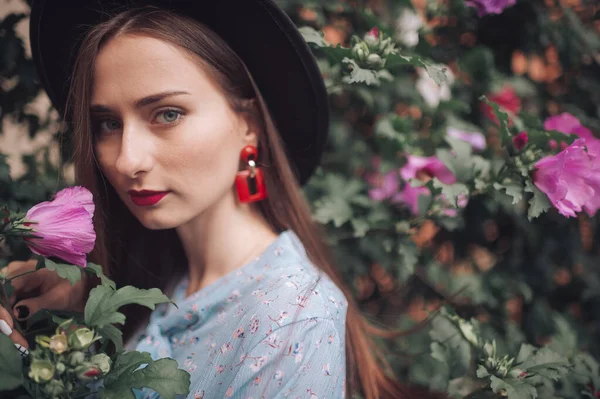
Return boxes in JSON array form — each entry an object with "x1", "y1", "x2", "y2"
[{"x1": 239, "y1": 99, "x2": 261, "y2": 147}]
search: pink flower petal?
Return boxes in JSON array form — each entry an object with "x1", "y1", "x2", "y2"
[
  {"x1": 447, "y1": 127, "x2": 487, "y2": 151},
  {"x1": 25, "y1": 187, "x2": 96, "y2": 267}
]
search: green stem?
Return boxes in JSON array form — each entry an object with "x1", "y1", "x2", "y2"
[
  {"x1": 7, "y1": 270, "x2": 37, "y2": 282},
  {"x1": 0, "y1": 280, "x2": 25, "y2": 336}
]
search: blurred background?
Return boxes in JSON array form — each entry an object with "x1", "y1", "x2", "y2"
[{"x1": 1, "y1": 0, "x2": 600, "y2": 397}]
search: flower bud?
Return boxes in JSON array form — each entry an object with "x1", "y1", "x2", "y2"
[
  {"x1": 512, "y1": 131, "x2": 529, "y2": 152},
  {"x1": 497, "y1": 363, "x2": 509, "y2": 377},
  {"x1": 55, "y1": 362, "x2": 66, "y2": 376},
  {"x1": 69, "y1": 351, "x2": 86, "y2": 366},
  {"x1": 75, "y1": 364, "x2": 102, "y2": 381},
  {"x1": 42, "y1": 380, "x2": 65, "y2": 397},
  {"x1": 69, "y1": 327, "x2": 96, "y2": 350},
  {"x1": 91, "y1": 353, "x2": 112, "y2": 374},
  {"x1": 352, "y1": 43, "x2": 369, "y2": 61},
  {"x1": 508, "y1": 367, "x2": 527, "y2": 379},
  {"x1": 483, "y1": 341, "x2": 496, "y2": 358},
  {"x1": 364, "y1": 27, "x2": 379, "y2": 46},
  {"x1": 457, "y1": 320, "x2": 479, "y2": 347},
  {"x1": 49, "y1": 333, "x2": 68, "y2": 354},
  {"x1": 366, "y1": 54, "x2": 383, "y2": 67},
  {"x1": 35, "y1": 335, "x2": 51, "y2": 348},
  {"x1": 29, "y1": 359, "x2": 55, "y2": 383}
]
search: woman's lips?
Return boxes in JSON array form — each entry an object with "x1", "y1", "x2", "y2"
[{"x1": 128, "y1": 190, "x2": 170, "y2": 206}]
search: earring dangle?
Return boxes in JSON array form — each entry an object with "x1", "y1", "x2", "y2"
[{"x1": 235, "y1": 145, "x2": 267, "y2": 203}]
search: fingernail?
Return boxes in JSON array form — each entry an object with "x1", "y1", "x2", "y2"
[
  {"x1": 15, "y1": 306, "x2": 29, "y2": 320},
  {"x1": 14, "y1": 344, "x2": 29, "y2": 358},
  {"x1": 0, "y1": 319, "x2": 12, "y2": 335}
]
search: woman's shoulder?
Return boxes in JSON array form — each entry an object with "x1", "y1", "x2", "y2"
[{"x1": 229, "y1": 231, "x2": 348, "y2": 340}]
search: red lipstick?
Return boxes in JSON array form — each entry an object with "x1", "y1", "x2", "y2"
[{"x1": 128, "y1": 190, "x2": 170, "y2": 206}]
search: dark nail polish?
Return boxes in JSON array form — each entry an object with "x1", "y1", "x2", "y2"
[{"x1": 15, "y1": 306, "x2": 29, "y2": 320}]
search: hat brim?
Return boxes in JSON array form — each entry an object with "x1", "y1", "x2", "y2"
[{"x1": 30, "y1": 0, "x2": 329, "y2": 185}]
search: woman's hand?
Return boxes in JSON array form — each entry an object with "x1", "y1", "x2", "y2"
[{"x1": 0, "y1": 259, "x2": 91, "y2": 348}]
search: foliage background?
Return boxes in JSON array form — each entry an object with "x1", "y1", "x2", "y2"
[{"x1": 1, "y1": 0, "x2": 600, "y2": 397}]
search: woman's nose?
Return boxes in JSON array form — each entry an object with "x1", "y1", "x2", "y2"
[{"x1": 114, "y1": 125, "x2": 154, "y2": 178}]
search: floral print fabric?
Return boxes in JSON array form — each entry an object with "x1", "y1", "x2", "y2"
[{"x1": 129, "y1": 230, "x2": 348, "y2": 398}]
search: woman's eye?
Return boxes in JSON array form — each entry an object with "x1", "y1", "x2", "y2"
[
  {"x1": 154, "y1": 109, "x2": 183, "y2": 124},
  {"x1": 96, "y1": 119, "x2": 122, "y2": 135}
]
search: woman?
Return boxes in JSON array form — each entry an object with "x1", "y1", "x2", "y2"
[{"x1": 1, "y1": 1, "x2": 447, "y2": 398}]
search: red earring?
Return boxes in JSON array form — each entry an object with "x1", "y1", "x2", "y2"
[{"x1": 235, "y1": 145, "x2": 267, "y2": 203}]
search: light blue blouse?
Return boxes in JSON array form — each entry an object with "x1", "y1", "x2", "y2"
[{"x1": 129, "y1": 230, "x2": 348, "y2": 398}]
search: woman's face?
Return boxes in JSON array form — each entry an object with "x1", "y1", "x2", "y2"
[{"x1": 90, "y1": 34, "x2": 256, "y2": 229}]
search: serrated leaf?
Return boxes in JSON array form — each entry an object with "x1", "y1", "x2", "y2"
[
  {"x1": 0, "y1": 334, "x2": 23, "y2": 390},
  {"x1": 429, "y1": 315, "x2": 471, "y2": 378},
  {"x1": 85, "y1": 285, "x2": 170, "y2": 327},
  {"x1": 342, "y1": 58, "x2": 380, "y2": 85},
  {"x1": 45, "y1": 259, "x2": 82, "y2": 285},
  {"x1": 524, "y1": 181, "x2": 551, "y2": 220},
  {"x1": 437, "y1": 137, "x2": 474, "y2": 181},
  {"x1": 490, "y1": 376, "x2": 538, "y2": 399},
  {"x1": 386, "y1": 54, "x2": 449, "y2": 86},
  {"x1": 101, "y1": 357, "x2": 190, "y2": 399},
  {"x1": 433, "y1": 179, "x2": 469, "y2": 207},
  {"x1": 314, "y1": 197, "x2": 353, "y2": 227},
  {"x1": 493, "y1": 182, "x2": 524, "y2": 205},
  {"x1": 518, "y1": 347, "x2": 570, "y2": 380},
  {"x1": 85, "y1": 262, "x2": 116, "y2": 289},
  {"x1": 97, "y1": 324, "x2": 124, "y2": 352},
  {"x1": 351, "y1": 219, "x2": 370, "y2": 237},
  {"x1": 299, "y1": 26, "x2": 328, "y2": 47},
  {"x1": 476, "y1": 365, "x2": 491, "y2": 378},
  {"x1": 398, "y1": 241, "x2": 418, "y2": 281}
]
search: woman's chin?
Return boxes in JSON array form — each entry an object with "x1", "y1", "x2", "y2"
[{"x1": 133, "y1": 210, "x2": 183, "y2": 230}]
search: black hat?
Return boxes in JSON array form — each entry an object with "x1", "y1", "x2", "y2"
[{"x1": 29, "y1": 0, "x2": 329, "y2": 185}]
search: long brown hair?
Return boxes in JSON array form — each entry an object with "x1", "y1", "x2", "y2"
[{"x1": 65, "y1": 6, "x2": 447, "y2": 399}]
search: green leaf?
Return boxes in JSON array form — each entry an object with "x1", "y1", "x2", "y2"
[
  {"x1": 45, "y1": 259, "x2": 82, "y2": 285},
  {"x1": 342, "y1": 58, "x2": 380, "y2": 85},
  {"x1": 85, "y1": 262, "x2": 117, "y2": 289},
  {"x1": 386, "y1": 53, "x2": 449, "y2": 86},
  {"x1": 0, "y1": 334, "x2": 23, "y2": 390},
  {"x1": 436, "y1": 137, "x2": 474, "y2": 181},
  {"x1": 97, "y1": 324, "x2": 124, "y2": 352},
  {"x1": 85, "y1": 285, "x2": 170, "y2": 327},
  {"x1": 493, "y1": 182, "x2": 524, "y2": 205},
  {"x1": 524, "y1": 181, "x2": 551, "y2": 221},
  {"x1": 299, "y1": 26, "x2": 328, "y2": 47},
  {"x1": 489, "y1": 376, "x2": 538, "y2": 399},
  {"x1": 314, "y1": 197, "x2": 353, "y2": 227},
  {"x1": 518, "y1": 347, "x2": 570, "y2": 381},
  {"x1": 397, "y1": 241, "x2": 419, "y2": 281},
  {"x1": 351, "y1": 219, "x2": 370, "y2": 237},
  {"x1": 103, "y1": 351, "x2": 153, "y2": 386},
  {"x1": 476, "y1": 365, "x2": 491, "y2": 378},
  {"x1": 429, "y1": 315, "x2": 472, "y2": 378},
  {"x1": 101, "y1": 357, "x2": 190, "y2": 399},
  {"x1": 432, "y1": 179, "x2": 469, "y2": 208}
]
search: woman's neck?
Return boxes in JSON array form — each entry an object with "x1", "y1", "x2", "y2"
[{"x1": 175, "y1": 191, "x2": 278, "y2": 296}]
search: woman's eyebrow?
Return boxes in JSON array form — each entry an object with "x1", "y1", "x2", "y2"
[{"x1": 90, "y1": 90, "x2": 191, "y2": 113}]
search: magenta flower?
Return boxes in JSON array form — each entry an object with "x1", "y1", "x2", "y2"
[
  {"x1": 466, "y1": 0, "x2": 516, "y2": 17},
  {"x1": 533, "y1": 139, "x2": 600, "y2": 218},
  {"x1": 24, "y1": 186, "x2": 96, "y2": 267},
  {"x1": 400, "y1": 155, "x2": 456, "y2": 185},
  {"x1": 367, "y1": 169, "x2": 403, "y2": 202},
  {"x1": 544, "y1": 112, "x2": 597, "y2": 144},
  {"x1": 447, "y1": 127, "x2": 487, "y2": 151},
  {"x1": 512, "y1": 131, "x2": 529, "y2": 151},
  {"x1": 396, "y1": 154, "x2": 457, "y2": 215}
]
